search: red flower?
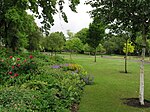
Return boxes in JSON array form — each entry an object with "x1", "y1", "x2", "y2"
[
  {"x1": 14, "y1": 73, "x2": 19, "y2": 77},
  {"x1": 10, "y1": 56, "x2": 13, "y2": 59},
  {"x1": 29, "y1": 55, "x2": 33, "y2": 59},
  {"x1": 24, "y1": 60, "x2": 27, "y2": 62},
  {"x1": 17, "y1": 64, "x2": 20, "y2": 67},
  {"x1": 8, "y1": 71, "x2": 12, "y2": 75},
  {"x1": 17, "y1": 58, "x2": 20, "y2": 61},
  {"x1": 12, "y1": 66, "x2": 15, "y2": 69}
]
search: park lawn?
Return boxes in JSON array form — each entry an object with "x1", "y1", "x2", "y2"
[{"x1": 60, "y1": 53, "x2": 150, "y2": 112}]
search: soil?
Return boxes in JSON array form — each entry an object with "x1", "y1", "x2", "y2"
[
  {"x1": 71, "y1": 103, "x2": 79, "y2": 112},
  {"x1": 122, "y1": 98, "x2": 150, "y2": 108}
]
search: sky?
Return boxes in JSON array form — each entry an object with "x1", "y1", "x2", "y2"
[{"x1": 34, "y1": 0, "x2": 92, "y2": 36}]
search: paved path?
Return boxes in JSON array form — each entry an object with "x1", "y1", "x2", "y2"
[{"x1": 102, "y1": 56, "x2": 150, "y2": 64}]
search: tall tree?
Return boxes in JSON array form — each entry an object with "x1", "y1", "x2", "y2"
[
  {"x1": 27, "y1": 28, "x2": 43, "y2": 51},
  {"x1": 88, "y1": 0, "x2": 150, "y2": 105},
  {"x1": 0, "y1": 0, "x2": 80, "y2": 51},
  {"x1": 75, "y1": 28, "x2": 89, "y2": 44},
  {"x1": 87, "y1": 18, "x2": 105, "y2": 62}
]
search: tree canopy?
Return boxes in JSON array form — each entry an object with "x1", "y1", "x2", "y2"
[{"x1": 0, "y1": 0, "x2": 80, "y2": 51}]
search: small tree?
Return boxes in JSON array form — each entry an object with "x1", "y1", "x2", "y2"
[
  {"x1": 83, "y1": 44, "x2": 95, "y2": 55},
  {"x1": 97, "y1": 44, "x2": 106, "y2": 56},
  {"x1": 123, "y1": 40, "x2": 135, "y2": 73},
  {"x1": 87, "y1": 18, "x2": 105, "y2": 62}
]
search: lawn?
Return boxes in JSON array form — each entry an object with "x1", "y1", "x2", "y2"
[{"x1": 60, "y1": 53, "x2": 150, "y2": 112}]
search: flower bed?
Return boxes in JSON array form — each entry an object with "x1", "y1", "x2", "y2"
[{"x1": 0, "y1": 49, "x2": 92, "y2": 111}]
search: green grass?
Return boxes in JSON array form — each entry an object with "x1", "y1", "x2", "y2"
[{"x1": 59, "y1": 53, "x2": 150, "y2": 112}]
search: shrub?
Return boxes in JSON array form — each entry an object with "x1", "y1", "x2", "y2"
[
  {"x1": 0, "y1": 55, "x2": 38, "y2": 84},
  {"x1": 0, "y1": 50, "x2": 91, "y2": 111}
]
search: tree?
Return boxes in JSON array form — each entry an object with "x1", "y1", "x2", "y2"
[
  {"x1": 103, "y1": 35, "x2": 125, "y2": 54},
  {"x1": 83, "y1": 44, "x2": 94, "y2": 55},
  {"x1": 87, "y1": 18, "x2": 105, "y2": 62},
  {"x1": 123, "y1": 40, "x2": 135, "y2": 73},
  {"x1": 65, "y1": 38, "x2": 83, "y2": 59},
  {"x1": 97, "y1": 44, "x2": 106, "y2": 55},
  {"x1": 67, "y1": 30, "x2": 74, "y2": 40},
  {"x1": 44, "y1": 32, "x2": 65, "y2": 55},
  {"x1": 0, "y1": 0, "x2": 80, "y2": 51},
  {"x1": 27, "y1": 29, "x2": 44, "y2": 51},
  {"x1": 88, "y1": 0, "x2": 150, "y2": 105},
  {"x1": 75, "y1": 28, "x2": 89, "y2": 44}
]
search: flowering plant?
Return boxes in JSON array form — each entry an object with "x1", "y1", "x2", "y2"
[{"x1": 0, "y1": 55, "x2": 37, "y2": 83}]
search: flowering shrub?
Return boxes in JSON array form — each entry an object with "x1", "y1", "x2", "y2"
[
  {"x1": 51, "y1": 63, "x2": 94, "y2": 85},
  {"x1": 0, "y1": 51, "x2": 91, "y2": 111},
  {"x1": 51, "y1": 63, "x2": 83, "y2": 73},
  {"x1": 0, "y1": 55, "x2": 37, "y2": 84}
]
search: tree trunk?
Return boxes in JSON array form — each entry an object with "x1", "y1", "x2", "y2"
[
  {"x1": 94, "y1": 49, "x2": 97, "y2": 62},
  {"x1": 139, "y1": 28, "x2": 146, "y2": 105},
  {"x1": 125, "y1": 39, "x2": 128, "y2": 73}
]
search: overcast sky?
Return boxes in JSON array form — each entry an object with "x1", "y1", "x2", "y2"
[{"x1": 34, "y1": 0, "x2": 92, "y2": 36}]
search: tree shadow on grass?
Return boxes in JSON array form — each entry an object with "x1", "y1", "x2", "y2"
[
  {"x1": 122, "y1": 98, "x2": 150, "y2": 108},
  {"x1": 119, "y1": 71, "x2": 132, "y2": 74}
]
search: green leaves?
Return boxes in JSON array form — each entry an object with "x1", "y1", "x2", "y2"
[
  {"x1": 65, "y1": 38, "x2": 84, "y2": 52},
  {"x1": 44, "y1": 32, "x2": 66, "y2": 52},
  {"x1": 87, "y1": 18, "x2": 105, "y2": 49},
  {"x1": 123, "y1": 40, "x2": 135, "y2": 53},
  {"x1": 5, "y1": 8, "x2": 20, "y2": 23}
]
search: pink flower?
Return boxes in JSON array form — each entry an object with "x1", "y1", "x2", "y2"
[
  {"x1": 24, "y1": 59, "x2": 27, "y2": 62},
  {"x1": 8, "y1": 71, "x2": 12, "y2": 75},
  {"x1": 12, "y1": 66, "x2": 15, "y2": 69},
  {"x1": 17, "y1": 64, "x2": 20, "y2": 67},
  {"x1": 29, "y1": 55, "x2": 33, "y2": 59},
  {"x1": 10, "y1": 56, "x2": 13, "y2": 59},
  {"x1": 14, "y1": 73, "x2": 19, "y2": 77}
]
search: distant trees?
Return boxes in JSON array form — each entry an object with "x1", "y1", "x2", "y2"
[
  {"x1": 65, "y1": 38, "x2": 83, "y2": 58},
  {"x1": 75, "y1": 28, "x2": 89, "y2": 44},
  {"x1": 43, "y1": 32, "x2": 65, "y2": 55}
]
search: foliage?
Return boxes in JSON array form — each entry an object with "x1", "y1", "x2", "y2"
[
  {"x1": 51, "y1": 63, "x2": 94, "y2": 85},
  {"x1": 0, "y1": 0, "x2": 80, "y2": 51},
  {"x1": 96, "y1": 44, "x2": 106, "y2": 54},
  {"x1": 123, "y1": 40, "x2": 135, "y2": 54},
  {"x1": 87, "y1": 18, "x2": 105, "y2": 50},
  {"x1": 27, "y1": 29, "x2": 44, "y2": 51},
  {"x1": 0, "y1": 49, "x2": 88, "y2": 111},
  {"x1": 83, "y1": 44, "x2": 94, "y2": 53},
  {"x1": 67, "y1": 30, "x2": 74, "y2": 40},
  {"x1": 44, "y1": 32, "x2": 65, "y2": 52},
  {"x1": 65, "y1": 38, "x2": 84, "y2": 53},
  {"x1": 75, "y1": 28, "x2": 89, "y2": 44},
  {"x1": 103, "y1": 35, "x2": 126, "y2": 54},
  {"x1": 0, "y1": 54, "x2": 37, "y2": 84}
]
